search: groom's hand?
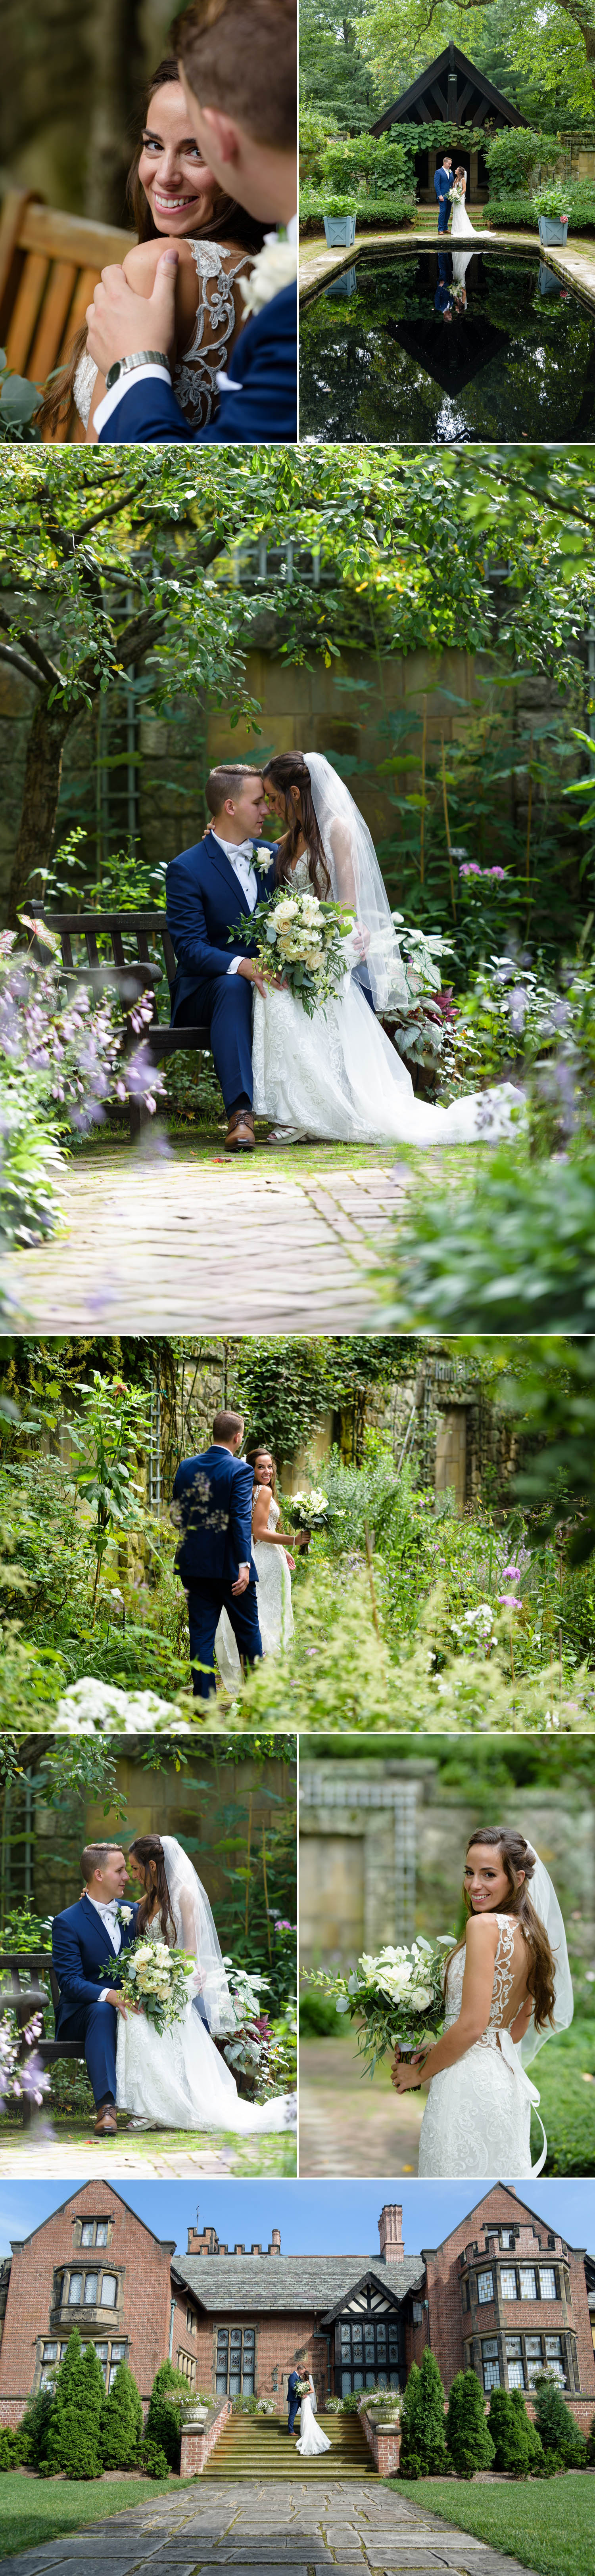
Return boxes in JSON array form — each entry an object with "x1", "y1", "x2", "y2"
[
  {"x1": 106, "y1": 1989, "x2": 131, "y2": 2017},
  {"x1": 237, "y1": 959, "x2": 285, "y2": 998},
  {"x1": 85, "y1": 248, "x2": 179, "y2": 377},
  {"x1": 232, "y1": 1563, "x2": 250, "y2": 1595}
]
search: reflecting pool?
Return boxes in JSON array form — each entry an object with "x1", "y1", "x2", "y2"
[{"x1": 299, "y1": 248, "x2": 595, "y2": 442}]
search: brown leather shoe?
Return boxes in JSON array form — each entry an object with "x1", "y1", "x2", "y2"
[
  {"x1": 94, "y1": 2105, "x2": 117, "y2": 2136},
  {"x1": 224, "y1": 1109, "x2": 255, "y2": 1152}
]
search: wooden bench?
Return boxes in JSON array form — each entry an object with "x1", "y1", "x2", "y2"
[
  {"x1": 0, "y1": 191, "x2": 136, "y2": 442},
  {"x1": 0, "y1": 1951, "x2": 84, "y2": 2128},
  {"x1": 30, "y1": 902, "x2": 211, "y2": 1140}
]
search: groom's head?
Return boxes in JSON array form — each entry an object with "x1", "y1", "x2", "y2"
[
  {"x1": 212, "y1": 1408, "x2": 245, "y2": 1453},
  {"x1": 441, "y1": 154, "x2": 452, "y2": 171},
  {"x1": 206, "y1": 765, "x2": 267, "y2": 844},
  {"x1": 82, "y1": 1844, "x2": 127, "y2": 1903},
  {"x1": 172, "y1": 0, "x2": 296, "y2": 227}
]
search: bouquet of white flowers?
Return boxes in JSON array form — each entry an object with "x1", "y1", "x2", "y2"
[
  {"x1": 284, "y1": 1487, "x2": 330, "y2": 1533},
  {"x1": 305, "y1": 1934, "x2": 454, "y2": 2077},
  {"x1": 118, "y1": 1937, "x2": 195, "y2": 2036},
  {"x1": 230, "y1": 888, "x2": 354, "y2": 1019}
]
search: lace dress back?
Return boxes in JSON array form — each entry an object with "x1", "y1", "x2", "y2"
[
  {"x1": 417, "y1": 1915, "x2": 545, "y2": 2180},
  {"x1": 73, "y1": 238, "x2": 250, "y2": 433}
]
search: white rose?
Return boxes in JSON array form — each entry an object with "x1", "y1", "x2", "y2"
[
  {"x1": 239, "y1": 239, "x2": 297, "y2": 318},
  {"x1": 411, "y1": 1987, "x2": 432, "y2": 2011}
]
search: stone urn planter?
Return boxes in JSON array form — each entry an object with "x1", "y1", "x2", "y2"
[
  {"x1": 180, "y1": 2404, "x2": 209, "y2": 2433},
  {"x1": 537, "y1": 213, "x2": 568, "y2": 245},
  {"x1": 323, "y1": 214, "x2": 357, "y2": 247}
]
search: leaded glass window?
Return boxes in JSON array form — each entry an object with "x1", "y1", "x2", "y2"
[
  {"x1": 501, "y1": 2269, "x2": 517, "y2": 2300},
  {"x1": 539, "y1": 2269, "x2": 557, "y2": 2300},
  {"x1": 519, "y1": 2269, "x2": 537, "y2": 2300},
  {"x1": 477, "y1": 2271, "x2": 493, "y2": 2304}
]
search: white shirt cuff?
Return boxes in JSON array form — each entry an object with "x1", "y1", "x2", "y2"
[
  {"x1": 227, "y1": 957, "x2": 242, "y2": 975},
  {"x1": 100, "y1": 1988, "x2": 110, "y2": 2003},
  {"x1": 94, "y1": 364, "x2": 171, "y2": 435}
]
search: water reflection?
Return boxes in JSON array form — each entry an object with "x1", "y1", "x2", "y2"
[
  {"x1": 325, "y1": 267, "x2": 358, "y2": 301},
  {"x1": 300, "y1": 249, "x2": 595, "y2": 440}
]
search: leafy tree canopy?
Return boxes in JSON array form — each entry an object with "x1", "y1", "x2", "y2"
[{"x1": 353, "y1": 1, "x2": 595, "y2": 128}]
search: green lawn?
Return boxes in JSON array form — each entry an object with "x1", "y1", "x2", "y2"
[
  {"x1": 389, "y1": 2474, "x2": 595, "y2": 2576},
  {"x1": 0, "y1": 2469, "x2": 185, "y2": 2561}
]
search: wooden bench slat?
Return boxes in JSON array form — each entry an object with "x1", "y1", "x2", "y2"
[
  {"x1": 84, "y1": 929, "x2": 100, "y2": 966},
  {"x1": 19, "y1": 204, "x2": 134, "y2": 269},
  {"x1": 28, "y1": 257, "x2": 78, "y2": 381},
  {"x1": 5, "y1": 251, "x2": 50, "y2": 372},
  {"x1": 0, "y1": 188, "x2": 34, "y2": 316}
]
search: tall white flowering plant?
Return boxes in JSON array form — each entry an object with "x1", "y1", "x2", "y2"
[{"x1": 305, "y1": 1935, "x2": 454, "y2": 2077}]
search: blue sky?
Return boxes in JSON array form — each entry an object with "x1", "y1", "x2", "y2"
[{"x1": 0, "y1": 2178, "x2": 593, "y2": 2257}]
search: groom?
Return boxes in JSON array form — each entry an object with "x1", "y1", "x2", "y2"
[
  {"x1": 434, "y1": 152, "x2": 454, "y2": 234},
  {"x1": 287, "y1": 2369, "x2": 301, "y2": 2436},
  {"x1": 52, "y1": 1844, "x2": 140, "y2": 2137},
  {"x1": 166, "y1": 766, "x2": 280, "y2": 1155},
  {"x1": 172, "y1": 1408, "x2": 262, "y2": 1699}
]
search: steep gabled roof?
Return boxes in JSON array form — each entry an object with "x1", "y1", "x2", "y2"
[
  {"x1": 371, "y1": 44, "x2": 524, "y2": 138},
  {"x1": 319, "y1": 2266, "x2": 425, "y2": 2328},
  {"x1": 172, "y1": 2254, "x2": 424, "y2": 2316},
  {"x1": 422, "y1": 2184, "x2": 581, "y2": 2260},
  {"x1": 9, "y1": 2184, "x2": 175, "y2": 2259}
]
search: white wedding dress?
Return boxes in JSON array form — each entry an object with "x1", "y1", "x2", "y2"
[
  {"x1": 74, "y1": 239, "x2": 249, "y2": 433},
  {"x1": 417, "y1": 1917, "x2": 545, "y2": 2179},
  {"x1": 252, "y1": 853, "x2": 520, "y2": 1146},
  {"x1": 296, "y1": 2380, "x2": 331, "y2": 2458},
  {"x1": 451, "y1": 185, "x2": 477, "y2": 242},
  {"x1": 215, "y1": 1488, "x2": 294, "y2": 1693},
  {"x1": 115, "y1": 1913, "x2": 288, "y2": 2133}
]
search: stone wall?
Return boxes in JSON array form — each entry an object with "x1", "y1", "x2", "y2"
[
  {"x1": 29, "y1": 1742, "x2": 294, "y2": 1921},
  {"x1": 0, "y1": 0, "x2": 175, "y2": 222}
]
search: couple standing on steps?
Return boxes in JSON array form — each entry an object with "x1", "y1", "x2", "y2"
[
  {"x1": 287, "y1": 2372, "x2": 331, "y2": 2456},
  {"x1": 165, "y1": 753, "x2": 524, "y2": 1152}
]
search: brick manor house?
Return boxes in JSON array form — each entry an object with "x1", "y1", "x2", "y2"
[{"x1": 0, "y1": 2183, "x2": 593, "y2": 2440}]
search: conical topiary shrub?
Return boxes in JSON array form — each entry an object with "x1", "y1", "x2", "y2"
[
  {"x1": 100, "y1": 2360, "x2": 144, "y2": 2470},
  {"x1": 400, "y1": 2349, "x2": 447, "y2": 2475},
  {"x1": 532, "y1": 2373, "x2": 586, "y2": 2465},
  {"x1": 488, "y1": 2386, "x2": 530, "y2": 2476},
  {"x1": 47, "y1": 2332, "x2": 105, "y2": 2481},
  {"x1": 511, "y1": 2388, "x2": 543, "y2": 2469},
  {"x1": 446, "y1": 2369, "x2": 495, "y2": 2480},
  {"x1": 146, "y1": 2360, "x2": 191, "y2": 2472}
]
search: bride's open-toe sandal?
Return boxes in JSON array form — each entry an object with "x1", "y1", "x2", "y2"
[{"x1": 264, "y1": 1126, "x2": 302, "y2": 1145}]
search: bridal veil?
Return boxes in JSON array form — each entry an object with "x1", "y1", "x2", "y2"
[
  {"x1": 520, "y1": 1841, "x2": 574, "y2": 2067},
  {"x1": 161, "y1": 1835, "x2": 234, "y2": 2035},
  {"x1": 306, "y1": 750, "x2": 409, "y2": 1013}
]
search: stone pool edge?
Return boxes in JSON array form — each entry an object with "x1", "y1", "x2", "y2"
[{"x1": 299, "y1": 224, "x2": 595, "y2": 318}]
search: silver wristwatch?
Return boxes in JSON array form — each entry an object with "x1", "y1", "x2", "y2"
[{"x1": 105, "y1": 350, "x2": 171, "y2": 391}]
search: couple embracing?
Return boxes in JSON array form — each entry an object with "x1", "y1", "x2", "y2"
[
  {"x1": 172, "y1": 1404, "x2": 303, "y2": 1698},
  {"x1": 166, "y1": 751, "x2": 522, "y2": 1149},
  {"x1": 52, "y1": 1833, "x2": 289, "y2": 2137}
]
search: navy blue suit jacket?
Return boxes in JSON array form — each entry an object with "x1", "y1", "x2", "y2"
[
  {"x1": 166, "y1": 828, "x2": 277, "y2": 1023},
  {"x1": 173, "y1": 1446, "x2": 257, "y2": 1587},
  {"x1": 52, "y1": 1892, "x2": 140, "y2": 2036},
  {"x1": 434, "y1": 167, "x2": 453, "y2": 203},
  {"x1": 98, "y1": 281, "x2": 297, "y2": 446}
]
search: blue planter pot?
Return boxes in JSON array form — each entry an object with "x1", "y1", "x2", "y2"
[
  {"x1": 537, "y1": 214, "x2": 568, "y2": 246},
  {"x1": 326, "y1": 266, "x2": 357, "y2": 299},
  {"x1": 323, "y1": 215, "x2": 356, "y2": 247}
]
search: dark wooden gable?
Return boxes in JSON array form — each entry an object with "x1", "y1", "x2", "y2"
[{"x1": 371, "y1": 41, "x2": 524, "y2": 136}]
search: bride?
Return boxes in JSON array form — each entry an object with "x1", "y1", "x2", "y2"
[
  {"x1": 38, "y1": 57, "x2": 262, "y2": 439},
  {"x1": 215, "y1": 1445, "x2": 298, "y2": 1693},
  {"x1": 255, "y1": 751, "x2": 522, "y2": 1146},
  {"x1": 295, "y1": 2374, "x2": 331, "y2": 2458},
  {"x1": 392, "y1": 1827, "x2": 573, "y2": 2178},
  {"x1": 450, "y1": 165, "x2": 478, "y2": 242},
  {"x1": 116, "y1": 1833, "x2": 290, "y2": 2134}
]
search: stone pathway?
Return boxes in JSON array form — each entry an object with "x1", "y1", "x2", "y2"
[
  {"x1": 299, "y1": 219, "x2": 595, "y2": 308},
  {"x1": 7, "y1": 1147, "x2": 403, "y2": 1333},
  {"x1": 4, "y1": 2475, "x2": 542, "y2": 2576},
  {"x1": 0, "y1": 2138, "x2": 236, "y2": 2181},
  {"x1": 298, "y1": 2038, "x2": 425, "y2": 2179}
]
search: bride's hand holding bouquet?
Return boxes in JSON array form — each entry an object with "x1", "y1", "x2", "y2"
[
  {"x1": 305, "y1": 1935, "x2": 453, "y2": 2081},
  {"x1": 230, "y1": 886, "x2": 355, "y2": 1020}
]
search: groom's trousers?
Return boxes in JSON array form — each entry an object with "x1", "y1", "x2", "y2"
[
  {"x1": 186, "y1": 1575, "x2": 263, "y2": 1699},
  {"x1": 173, "y1": 974, "x2": 254, "y2": 1111},
  {"x1": 56, "y1": 1996, "x2": 119, "y2": 2105}
]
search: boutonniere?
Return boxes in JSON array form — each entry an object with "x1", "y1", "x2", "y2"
[
  {"x1": 239, "y1": 236, "x2": 297, "y2": 319},
  {"x1": 255, "y1": 845, "x2": 273, "y2": 865},
  {"x1": 118, "y1": 1906, "x2": 134, "y2": 1925}
]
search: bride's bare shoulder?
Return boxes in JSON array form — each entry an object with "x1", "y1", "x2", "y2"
[{"x1": 464, "y1": 1912, "x2": 499, "y2": 1946}]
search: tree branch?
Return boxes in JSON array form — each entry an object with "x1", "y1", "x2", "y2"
[
  {"x1": 0, "y1": 642, "x2": 44, "y2": 691},
  {"x1": 0, "y1": 606, "x2": 60, "y2": 689}
]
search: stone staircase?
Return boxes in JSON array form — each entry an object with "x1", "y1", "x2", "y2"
[{"x1": 203, "y1": 2409, "x2": 376, "y2": 2479}]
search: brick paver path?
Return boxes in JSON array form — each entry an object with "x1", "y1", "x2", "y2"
[
  {"x1": 8, "y1": 1147, "x2": 403, "y2": 1333},
  {"x1": 4, "y1": 2475, "x2": 542, "y2": 2576}
]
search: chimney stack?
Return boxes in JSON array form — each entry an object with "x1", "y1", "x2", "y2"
[
  {"x1": 378, "y1": 2204, "x2": 404, "y2": 2262},
  {"x1": 269, "y1": 2228, "x2": 281, "y2": 2254}
]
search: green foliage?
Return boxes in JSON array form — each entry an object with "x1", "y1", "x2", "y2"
[
  {"x1": 47, "y1": 2335, "x2": 104, "y2": 2481},
  {"x1": 146, "y1": 2361, "x2": 190, "y2": 2472},
  {"x1": 67, "y1": 1373, "x2": 150, "y2": 1609},
  {"x1": 19, "y1": 2388, "x2": 55, "y2": 2471},
  {"x1": 0, "y1": 356, "x2": 40, "y2": 442},
  {"x1": 488, "y1": 2384, "x2": 536, "y2": 2476},
  {"x1": 445, "y1": 2370, "x2": 495, "y2": 2480},
  {"x1": 484, "y1": 129, "x2": 557, "y2": 195},
  {"x1": 400, "y1": 2352, "x2": 447, "y2": 2476},
  {"x1": 139, "y1": 2439, "x2": 171, "y2": 2478},
  {"x1": 532, "y1": 2373, "x2": 587, "y2": 2463},
  {"x1": 533, "y1": 182, "x2": 571, "y2": 219},
  {"x1": 382, "y1": 1146, "x2": 595, "y2": 1335},
  {"x1": 231, "y1": 1339, "x2": 334, "y2": 1465},
  {"x1": 299, "y1": 0, "x2": 379, "y2": 133},
  {"x1": 100, "y1": 2362, "x2": 144, "y2": 2471}
]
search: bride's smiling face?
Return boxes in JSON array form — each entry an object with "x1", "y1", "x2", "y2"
[
  {"x1": 138, "y1": 83, "x2": 226, "y2": 235},
  {"x1": 465, "y1": 1842, "x2": 523, "y2": 1913},
  {"x1": 254, "y1": 1452, "x2": 273, "y2": 1485}
]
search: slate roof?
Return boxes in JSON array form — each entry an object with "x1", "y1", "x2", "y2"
[{"x1": 172, "y1": 2255, "x2": 425, "y2": 2316}]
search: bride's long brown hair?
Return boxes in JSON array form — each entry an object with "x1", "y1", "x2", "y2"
[
  {"x1": 262, "y1": 753, "x2": 331, "y2": 898},
  {"x1": 445, "y1": 1826, "x2": 557, "y2": 2034},
  {"x1": 129, "y1": 1833, "x2": 177, "y2": 1944},
  {"x1": 36, "y1": 55, "x2": 264, "y2": 436}
]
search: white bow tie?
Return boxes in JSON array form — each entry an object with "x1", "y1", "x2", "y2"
[
  {"x1": 97, "y1": 1900, "x2": 117, "y2": 1919},
  {"x1": 219, "y1": 838, "x2": 255, "y2": 862}
]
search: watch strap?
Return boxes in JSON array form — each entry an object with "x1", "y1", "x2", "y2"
[{"x1": 105, "y1": 350, "x2": 171, "y2": 391}]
